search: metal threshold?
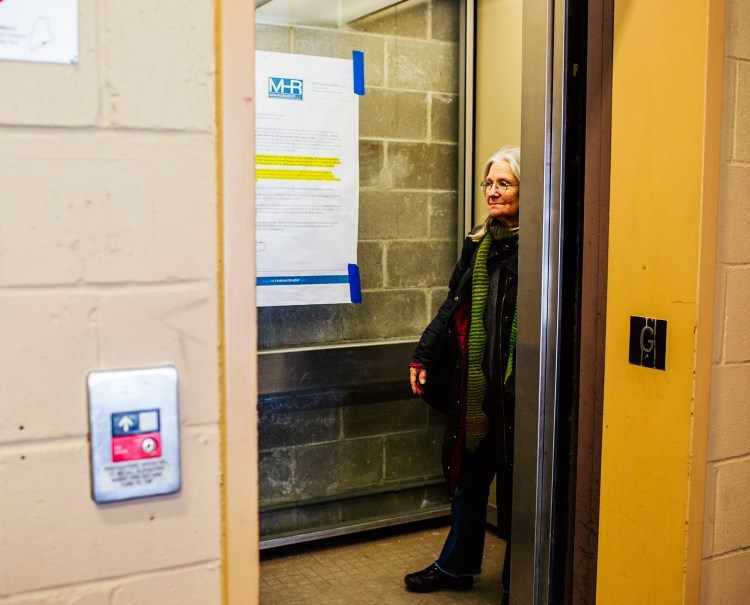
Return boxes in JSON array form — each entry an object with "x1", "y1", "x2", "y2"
[{"x1": 259, "y1": 506, "x2": 451, "y2": 550}]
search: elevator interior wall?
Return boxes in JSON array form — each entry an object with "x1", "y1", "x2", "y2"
[{"x1": 254, "y1": 0, "x2": 466, "y2": 545}]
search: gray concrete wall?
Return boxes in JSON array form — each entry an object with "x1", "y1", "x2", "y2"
[
  {"x1": 256, "y1": 0, "x2": 460, "y2": 540},
  {"x1": 257, "y1": 0, "x2": 460, "y2": 349}
]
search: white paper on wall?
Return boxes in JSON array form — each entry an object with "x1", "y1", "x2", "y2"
[
  {"x1": 0, "y1": 0, "x2": 78, "y2": 65},
  {"x1": 255, "y1": 50, "x2": 362, "y2": 307}
]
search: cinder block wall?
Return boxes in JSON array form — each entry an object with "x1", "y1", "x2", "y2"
[
  {"x1": 255, "y1": 0, "x2": 460, "y2": 540},
  {"x1": 0, "y1": 2, "x2": 223, "y2": 602},
  {"x1": 257, "y1": 0, "x2": 460, "y2": 349},
  {"x1": 258, "y1": 381, "x2": 447, "y2": 539},
  {"x1": 701, "y1": 1, "x2": 750, "y2": 602}
]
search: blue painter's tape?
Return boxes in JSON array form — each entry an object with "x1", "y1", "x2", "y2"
[
  {"x1": 348, "y1": 264, "x2": 362, "y2": 303},
  {"x1": 352, "y1": 50, "x2": 365, "y2": 95},
  {"x1": 257, "y1": 275, "x2": 349, "y2": 286}
]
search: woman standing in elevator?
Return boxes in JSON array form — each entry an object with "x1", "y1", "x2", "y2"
[{"x1": 405, "y1": 146, "x2": 520, "y2": 603}]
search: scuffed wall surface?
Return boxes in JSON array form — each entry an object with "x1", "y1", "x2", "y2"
[{"x1": 0, "y1": 1, "x2": 222, "y2": 602}]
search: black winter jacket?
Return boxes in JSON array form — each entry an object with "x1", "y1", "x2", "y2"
[{"x1": 412, "y1": 228, "x2": 518, "y2": 536}]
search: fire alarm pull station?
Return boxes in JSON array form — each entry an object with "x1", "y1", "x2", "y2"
[{"x1": 88, "y1": 366, "x2": 181, "y2": 504}]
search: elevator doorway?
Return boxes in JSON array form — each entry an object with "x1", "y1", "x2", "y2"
[{"x1": 252, "y1": 0, "x2": 611, "y2": 603}]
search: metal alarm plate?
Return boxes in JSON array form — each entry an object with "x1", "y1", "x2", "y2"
[{"x1": 88, "y1": 366, "x2": 181, "y2": 504}]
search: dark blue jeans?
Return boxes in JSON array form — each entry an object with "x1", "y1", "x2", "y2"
[{"x1": 436, "y1": 432, "x2": 511, "y2": 591}]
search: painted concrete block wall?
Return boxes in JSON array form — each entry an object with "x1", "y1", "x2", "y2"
[
  {"x1": 258, "y1": 382, "x2": 447, "y2": 539},
  {"x1": 701, "y1": 1, "x2": 750, "y2": 602},
  {"x1": 256, "y1": 0, "x2": 460, "y2": 349},
  {"x1": 0, "y1": 2, "x2": 222, "y2": 603}
]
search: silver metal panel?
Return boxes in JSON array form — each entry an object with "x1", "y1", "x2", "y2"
[
  {"x1": 260, "y1": 507, "x2": 450, "y2": 550},
  {"x1": 512, "y1": 0, "x2": 565, "y2": 602},
  {"x1": 459, "y1": 0, "x2": 474, "y2": 248},
  {"x1": 258, "y1": 340, "x2": 417, "y2": 395},
  {"x1": 255, "y1": 0, "x2": 405, "y2": 27},
  {"x1": 258, "y1": 340, "x2": 445, "y2": 546},
  {"x1": 88, "y1": 366, "x2": 181, "y2": 504}
]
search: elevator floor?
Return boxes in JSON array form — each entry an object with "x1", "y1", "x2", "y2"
[{"x1": 260, "y1": 520, "x2": 507, "y2": 604}]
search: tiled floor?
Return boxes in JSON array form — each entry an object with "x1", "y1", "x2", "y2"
[{"x1": 260, "y1": 521, "x2": 507, "y2": 604}]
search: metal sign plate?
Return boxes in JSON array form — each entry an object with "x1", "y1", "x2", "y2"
[
  {"x1": 88, "y1": 366, "x2": 181, "y2": 503},
  {"x1": 629, "y1": 316, "x2": 668, "y2": 370}
]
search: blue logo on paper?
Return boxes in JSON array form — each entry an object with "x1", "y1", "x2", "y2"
[{"x1": 268, "y1": 77, "x2": 303, "y2": 100}]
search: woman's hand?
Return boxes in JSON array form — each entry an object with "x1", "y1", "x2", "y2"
[{"x1": 410, "y1": 367, "x2": 427, "y2": 396}]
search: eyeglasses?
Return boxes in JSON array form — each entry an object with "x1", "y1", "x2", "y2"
[{"x1": 479, "y1": 179, "x2": 518, "y2": 194}]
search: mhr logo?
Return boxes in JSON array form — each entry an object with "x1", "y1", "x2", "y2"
[{"x1": 268, "y1": 77, "x2": 303, "y2": 100}]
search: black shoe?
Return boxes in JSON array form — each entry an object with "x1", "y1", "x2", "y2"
[{"x1": 404, "y1": 563, "x2": 473, "y2": 593}]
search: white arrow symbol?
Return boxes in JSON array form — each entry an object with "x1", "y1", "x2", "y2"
[{"x1": 118, "y1": 416, "x2": 135, "y2": 432}]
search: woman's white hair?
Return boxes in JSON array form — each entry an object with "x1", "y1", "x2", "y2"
[{"x1": 472, "y1": 145, "x2": 521, "y2": 242}]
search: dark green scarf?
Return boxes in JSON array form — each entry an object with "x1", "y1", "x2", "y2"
[{"x1": 465, "y1": 223, "x2": 519, "y2": 452}]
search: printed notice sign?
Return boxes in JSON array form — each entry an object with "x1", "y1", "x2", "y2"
[
  {"x1": 0, "y1": 0, "x2": 78, "y2": 65},
  {"x1": 255, "y1": 51, "x2": 361, "y2": 307}
]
